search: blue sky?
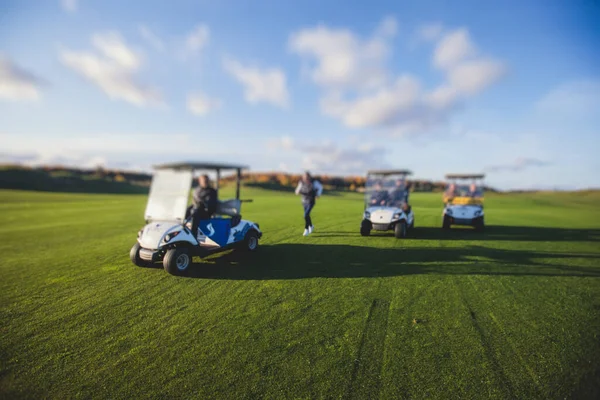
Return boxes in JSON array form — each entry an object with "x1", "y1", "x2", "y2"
[{"x1": 1, "y1": 0, "x2": 599, "y2": 190}]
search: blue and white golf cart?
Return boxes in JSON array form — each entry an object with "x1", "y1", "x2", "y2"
[
  {"x1": 442, "y1": 174, "x2": 485, "y2": 231},
  {"x1": 360, "y1": 169, "x2": 415, "y2": 238},
  {"x1": 130, "y1": 162, "x2": 262, "y2": 275}
]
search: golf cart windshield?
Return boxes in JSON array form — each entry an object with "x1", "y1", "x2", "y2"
[
  {"x1": 443, "y1": 181, "x2": 484, "y2": 205},
  {"x1": 366, "y1": 174, "x2": 409, "y2": 208},
  {"x1": 145, "y1": 169, "x2": 193, "y2": 222}
]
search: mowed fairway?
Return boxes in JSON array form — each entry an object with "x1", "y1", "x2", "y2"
[{"x1": 1, "y1": 188, "x2": 599, "y2": 399}]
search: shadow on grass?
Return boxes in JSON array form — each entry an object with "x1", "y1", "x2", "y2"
[
  {"x1": 358, "y1": 225, "x2": 600, "y2": 242},
  {"x1": 162, "y1": 243, "x2": 600, "y2": 280}
]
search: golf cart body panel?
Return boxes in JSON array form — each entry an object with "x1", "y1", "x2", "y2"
[
  {"x1": 361, "y1": 170, "x2": 415, "y2": 237},
  {"x1": 442, "y1": 174, "x2": 485, "y2": 229},
  {"x1": 132, "y1": 161, "x2": 262, "y2": 274}
]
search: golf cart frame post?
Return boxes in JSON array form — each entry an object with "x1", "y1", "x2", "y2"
[{"x1": 442, "y1": 173, "x2": 486, "y2": 231}]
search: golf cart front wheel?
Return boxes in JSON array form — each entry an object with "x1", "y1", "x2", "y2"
[
  {"x1": 360, "y1": 219, "x2": 372, "y2": 236},
  {"x1": 442, "y1": 215, "x2": 451, "y2": 230},
  {"x1": 394, "y1": 221, "x2": 407, "y2": 239},
  {"x1": 243, "y1": 230, "x2": 259, "y2": 252},
  {"x1": 163, "y1": 248, "x2": 191, "y2": 276},
  {"x1": 130, "y1": 243, "x2": 147, "y2": 267}
]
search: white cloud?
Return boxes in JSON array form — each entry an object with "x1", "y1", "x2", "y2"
[
  {"x1": 60, "y1": 32, "x2": 164, "y2": 107},
  {"x1": 485, "y1": 157, "x2": 552, "y2": 173},
  {"x1": 265, "y1": 136, "x2": 390, "y2": 174},
  {"x1": 187, "y1": 92, "x2": 222, "y2": 116},
  {"x1": 448, "y1": 58, "x2": 506, "y2": 95},
  {"x1": 290, "y1": 22, "x2": 506, "y2": 137},
  {"x1": 223, "y1": 58, "x2": 289, "y2": 108},
  {"x1": 0, "y1": 56, "x2": 43, "y2": 101},
  {"x1": 417, "y1": 23, "x2": 444, "y2": 42},
  {"x1": 433, "y1": 28, "x2": 476, "y2": 69},
  {"x1": 185, "y1": 24, "x2": 210, "y2": 55},
  {"x1": 536, "y1": 80, "x2": 600, "y2": 116},
  {"x1": 139, "y1": 25, "x2": 165, "y2": 52},
  {"x1": 289, "y1": 17, "x2": 393, "y2": 90},
  {"x1": 376, "y1": 16, "x2": 399, "y2": 38},
  {"x1": 61, "y1": 0, "x2": 77, "y2": 13}
]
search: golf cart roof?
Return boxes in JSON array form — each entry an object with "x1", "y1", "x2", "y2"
[
  {"x1": 367, "y1": 169, "x2": 413, "y2": 176},
  {"x1": 154, "y1": 161, "x2": 249, "y2": 171},
  {"x1": 445, "y1": 174, "x2": 485, "y2": 180}
]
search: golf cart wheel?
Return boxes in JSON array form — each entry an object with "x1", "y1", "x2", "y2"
[
  {"x1": 242, "y1": 230, "x2": 260, "y2": 252},
  {"x1": 360, "y1": 219, "x2": 371, "y2": 236},
  {"x1": 394, "y1": 221, "x2": 407, "y2": 239},
  {"x1": 442, "y1": 215, "x2": 451, "y2": 230},
  {"x1": 163, "y1": 248, "x2": 191, "y2": 276},
  {"x1": 130, "y1": 243, "x2": 147, "y2": 267},
  {"x1": 474, "y1": 218, "x2": 485, "y2": 232}
]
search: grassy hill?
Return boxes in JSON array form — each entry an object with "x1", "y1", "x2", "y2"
[{"x1": 0, "y1": 188, "x2": 599, "y2": 399}]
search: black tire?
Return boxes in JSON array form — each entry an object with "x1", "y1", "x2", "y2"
[
  {"x1": 394, "y1": 221, "x2": 407, "y2": 239},
  {"x1": 130, "y1": 243, "x2": 147, "y2": 267},
  {"x1": 442, "y1": 215, "x2": 451, "y2": 230},
  {"x1": 474, "y1": 217, "x2": 485, "y2": 232},
  {"x1": 163, "y1": 247, "x2": 191, "y2": 276},
  {"x1": 242, "y1": 230, "x2": 259, "y2": 252},
  {"x1": 360, "y1": 219, "x2": 371, "y2": 236}
]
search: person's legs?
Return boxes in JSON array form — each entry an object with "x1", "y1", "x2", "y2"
[
  {"x1": 191, "y1": 208, "x2": 210, "y2": 237},
  {"x1": 303, "y1": 202, "x2": 314, "y2": 229}
]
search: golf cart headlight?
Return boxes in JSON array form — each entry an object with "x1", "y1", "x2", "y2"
[
  {"x1": 474, "y1": 210, "x2": 481, "y2": 216},
  {"x1": 164, "y1": 231, "x2": 181, "y2": 242},
  {"x1": 393, "y1": 213, "x2": 401, "y2": 219},
  {"x1": 364, "y1": 211, "x2": 371, "y2": 219}
]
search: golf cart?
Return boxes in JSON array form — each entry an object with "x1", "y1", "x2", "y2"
[
  {"x1": 360, "y1": 170, "x2": 415, "y2": 238},
  {"x1": 442, "y1": 174, "x2": 485, "y2": 231},
  {"x1": 130, "y1": 162, "x2": 262, "y2": 275}
]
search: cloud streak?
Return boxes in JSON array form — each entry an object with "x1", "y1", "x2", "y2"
[
  {"x1": 0, "y1": 56, "x2": 44, "y2": 101},
  {"x1": 60, "y1": 32, "x2": 164, "y2": 107}
]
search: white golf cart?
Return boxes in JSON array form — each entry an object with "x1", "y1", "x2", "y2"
[
  {"x1": 130, "y1": 162, "x2": 262, "y2": 275},
  {"x1": 442, "y1": 174, "x2": 485, "y2": 231},
  {"x1": 360, "y1": 170, "x2": 415, "y2": 238}
]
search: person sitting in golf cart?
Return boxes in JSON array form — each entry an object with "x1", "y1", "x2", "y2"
[
  {"x1": 188, "y1": 174, "x2": 218, "y2": 236},
  {"x1": 468, "y1": 183, "x2": 482, "y2": 198},
  {"x1": 390, "y1": 178, "x2": 411, "y2": 207},
  {"x1": 369, "y1": 181, "x2": 390, "y2": 206}
]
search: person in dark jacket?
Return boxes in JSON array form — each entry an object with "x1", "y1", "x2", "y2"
[
  {"x1": 294, "y1": 171, "x2": 323, "y2": 236},
  {"x1": 188, "y1": 174, "x2": 218, "y2": 237},
  {"x1": 370, "y1": 181, "x2": 390, "y2": 206}
]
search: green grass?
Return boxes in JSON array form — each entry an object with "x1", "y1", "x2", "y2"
[{"x1": 1, "y1": 188, "x2": 599, "y2": 399}]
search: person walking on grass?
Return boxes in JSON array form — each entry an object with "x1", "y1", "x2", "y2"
[{"x1": 295, "y1": 171, "x2": 323, "y2": 236}]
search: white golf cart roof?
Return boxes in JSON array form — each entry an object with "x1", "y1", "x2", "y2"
[
  {"x1": 368, "y1": 169, "x2": 413, "y2": 176},
  {"x1": 154, "y1": 161, "x2": 249, "y2": 171},
  {"x1": 445, "y1": 174, "x2": 485, "y2": 180}
]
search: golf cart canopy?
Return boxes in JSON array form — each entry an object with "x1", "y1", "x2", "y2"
[
  {"x1": 368, "y1": 169, "x2": 413, "y2": 176},
  {"x1": 154, "y1": 162, "x2": 249, "y2": 171},
  {"x1": 445, "y1": 174, "x2": 485, "y2": 180}
]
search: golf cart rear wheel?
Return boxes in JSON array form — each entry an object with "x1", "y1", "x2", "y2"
[
  {"x1": 394, "y1": 221, "x2": 407, "y2": 239},
  {"x1": 130, "y1": 243, "x2": 147, "y2": 267},
  {"x1": 360, "y1": 219, "x2": 371, "y2": 236},
  {"x1": 163, "y1": 248, "x2": 191, "y2": 276},
  {"x1": 243, "y1": 230, "x2": 259, "y2": 252}
]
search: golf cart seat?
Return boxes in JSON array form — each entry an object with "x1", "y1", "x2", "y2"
[{"x1": 216, "y1": 199, "x2": 241, "y2": 217}]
